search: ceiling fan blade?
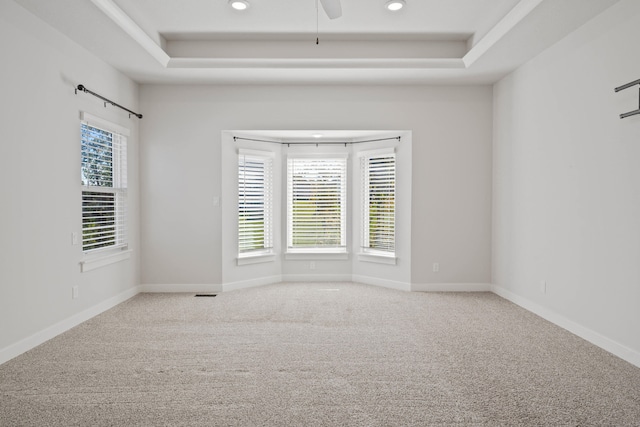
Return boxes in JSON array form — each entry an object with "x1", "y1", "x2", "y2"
[{"x1": 319, "y1": 0, "x2": 342, "y2": 19}]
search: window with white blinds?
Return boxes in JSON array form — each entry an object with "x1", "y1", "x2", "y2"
[
  {"x1": 361, "y1": 150, "x2": 395, "y2": 255},
  {"x1": 287, "y1": 156, "x2": 347, "y2": 252},
  {"x1": 81, "y1": 117, "x2": 128, "y2": 252},
  {"x1": 238, "y1": 150, "x2": 273, "y2": 255}
]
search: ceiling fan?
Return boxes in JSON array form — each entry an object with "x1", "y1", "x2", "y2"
[{"x1": 319, "y1": 0, "x2": 342, "y2": 19}]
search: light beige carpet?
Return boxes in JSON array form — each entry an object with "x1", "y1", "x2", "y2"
[{"x1": 1, "y1": 282, "x2": 640, "y2": 426}]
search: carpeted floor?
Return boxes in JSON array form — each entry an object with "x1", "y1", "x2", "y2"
[{"x1": 1, "y1": 282, "x2": 640, "y2": 426}]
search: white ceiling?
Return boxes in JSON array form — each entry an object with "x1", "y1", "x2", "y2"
[{"x1": 14, "y1": 0, "x2": 619, "y2": 85}]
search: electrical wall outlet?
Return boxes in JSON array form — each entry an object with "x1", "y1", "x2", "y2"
[
  {"x1": 72, "y1": 286, "x2": 79, "y2": 299},
  {"x1": 540, "y1": 280, "x2": 547, "y2": 294},
  {"x1": 433, "y1": 263, "x2": 439, "y2": 273},
  {"x1": 310, "y1": 261, "x2": 316, "y2": 270},
  {"x1": 71, "y1": 232, "x2": 79, "y2": 245}
]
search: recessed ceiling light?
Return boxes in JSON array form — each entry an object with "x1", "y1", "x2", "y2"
[
  {"x1": 385, "y1": 0, "x2": 405, "y2": 11},
  {"x1": 312, "y1": 133, "x2": 324, "y2": 139},
  {"x1": 229, "y1": 0, "x2": 249, "y2": 11}
]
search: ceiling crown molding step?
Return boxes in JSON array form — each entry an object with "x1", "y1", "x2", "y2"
[
  {"x1": 88, "y1": 0, "x2": 543, "y2": 73},
  {"x1": 91, "y1": 0, "x2": 170, "y2": 67},
  {"x1": 167, "y1": 58, "x2": 466, "y2": 69},
  {"x1": 463, "y1": 0, "x2": 544, "y2": 67}
]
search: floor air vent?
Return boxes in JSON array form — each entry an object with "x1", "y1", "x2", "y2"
[{"x1": 194, "y1": 294, "x2": 217, "y2": 297}]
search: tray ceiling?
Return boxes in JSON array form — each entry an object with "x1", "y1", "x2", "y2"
[{"x1": 13, "y1": 0, "x2": 619, "y2": 84}]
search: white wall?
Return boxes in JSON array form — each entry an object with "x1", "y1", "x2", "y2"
[
  {"x1": 139, "y1": 85, "x2": 492, "y2": 289},
  {"x1": 410, "y1": 88, "x2": 493, "y2": 288},
  {"x1": 0, "y1": 1, "x2": 140, "y2": 362},
  {"x1": 493, "y1": 0, "x2": 640, "y2": 365}
]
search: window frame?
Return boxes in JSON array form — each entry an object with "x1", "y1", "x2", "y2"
[
  {"x1": 358, "y1": 147, "x2": 397, "y2": 263},
  {"x1": 237, "y1": 148, "x2": 275, "y2": 263},
  {"x1": 79, "y1": 112, "x2": 130, "y2": 271},
  {"x1": 286, "y1": 153, "x2": 348, "y2": 255}
]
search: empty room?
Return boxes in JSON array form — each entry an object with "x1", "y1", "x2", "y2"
[{"x1": 1, "y1": 0, "x2": 640, "y2": 425}]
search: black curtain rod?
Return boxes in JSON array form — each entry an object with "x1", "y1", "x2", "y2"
[
  {"x1": 614, "y1": 79, "x2": 640, "y2": 119},
  {"x1": 75, "y1": 84, "x2": 143, "y2": 119},
  {"x1": 614, "y1": 78, "x2": 640, "y2": 92},
  {"x1": 233, "y1": 136, "x2": 400, "y2": 146}
]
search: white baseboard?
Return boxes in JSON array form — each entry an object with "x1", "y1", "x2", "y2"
[
  {"x1": 281, "y1": 274, "x2": 353, "y2": 283},
  {"x1": 352, "y1": 275, "x2": 411, "y2": 292},
  {"x1": 0, "y1": 286, "x2": 140, "y2": 366},
  {"x1": 139, "y1": 283, "x2": 223, "y2": 293},
  {"x1": 223, "y1": 275, "x2": 282, "y2": 292},
  {"x1": 491, "y1": 285, "x2": 640, "y2": 369},
  {"x1": 220, "y1": 277, "x2": 489, "y2": 293},
  {"x1": 412, "y1": 282, "x2": 492, "y2": 292}
]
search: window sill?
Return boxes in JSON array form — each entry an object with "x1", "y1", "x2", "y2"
[
  {"x1": 80, "y1": 249, "x2": 132, "y2": 273},
  {"x1": 237, "y1": 253, "x2": 276, "y2": 266},
  {"x1": 357, "y1": 252, "x2": 397, "y2": 265},
  {"x1": 285, "y1": 251, "x2": 349, "y2": 261}
]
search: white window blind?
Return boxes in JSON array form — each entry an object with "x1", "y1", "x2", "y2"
[
  {"x1": 238, "y1": 150, "x2": 273, "y2": 255},
  {"x1": 81, "y1": 119, "x2": 128, "y2": 252},
  {"x1": 361, "y1": 151, "x2": 395, "y2": 254},
  {"x1": 287, "y1": 156, "x2": 347, "y2": 251}
]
